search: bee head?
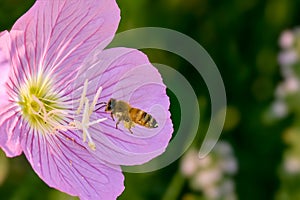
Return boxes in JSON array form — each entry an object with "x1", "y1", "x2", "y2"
[{"x1": 105, "y1": 98, "x2": 116, "y2": 112}]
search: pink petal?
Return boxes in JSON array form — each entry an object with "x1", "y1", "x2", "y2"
[
  {"x1": 0, "y1": 104, "x2": 24, "y2": 157},
  {"x1": 72, "y1": 47, "x2": 173, "y2": 165},
  {"x1": 10, "y1": 0, "x2": 120, "y2": 89},
  {"x1": 21, "y1": 130, "x2": 124, "y2": 200},
  {"x1": 0, "y1": 31, "x2": 11, "y2": 106},
  {"x1": 0, "y1": 31, "x2": 24, "y2": 157}
]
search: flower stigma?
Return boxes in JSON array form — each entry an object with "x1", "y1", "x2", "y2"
[{"x1": 18, "y1": 75, "x2": 106, "y2": 151}]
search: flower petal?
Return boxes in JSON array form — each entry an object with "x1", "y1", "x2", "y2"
[
  {"x1": 10, "y1": 0, "x2": 120, "y2": 89},
  {"x1": 0, "y1": 104, "x2": 25, "y2": 157},
  {"x1": 0, "y1": 31, "x2": 11, "y2": 106},
  {"x1": 72, "y1": 47, "x2": 173, "y2": 165},
  {"x1": 0, "y1": 31, "x2": 24, "y2": 157},
  {"x1": 22, "y1": 130, "x2": 124, "y2": 200}
]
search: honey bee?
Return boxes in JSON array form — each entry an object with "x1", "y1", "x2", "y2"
[{"x1": 104, "y1": 98, "x2": 158, "y2": 133}]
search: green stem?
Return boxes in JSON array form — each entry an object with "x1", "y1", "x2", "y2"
[{"x1": 161, "y1": 170, "x2": 186, "y2": 200}]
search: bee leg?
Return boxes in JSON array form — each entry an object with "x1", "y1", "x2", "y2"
[
  {"x1": 128, "y1": 128, "x2": 133, "y2": 134},
  {"x1": 111, "y1": 113, "x2": 115, "y2": 121},
  {"x1": 115, "y1": 118, "x2": 121, "y2": 129},
  {"x1": 127, "y1": 121, "x2": 134, "y2": 134},
  {"x1": 124, "y1": 119, "x2": 134, "y2": 134}
]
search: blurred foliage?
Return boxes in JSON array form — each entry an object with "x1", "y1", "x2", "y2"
[{"x1": 2, "y1": 0, "x2": 300, "y2": 199}]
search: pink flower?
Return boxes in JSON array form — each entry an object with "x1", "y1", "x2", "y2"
[
  {"x1": 0, "y1": 1, "x2": 173, "y2": 199},
  {"x1": 279, "y1": 30, "x2": 294, "y2": 49}
]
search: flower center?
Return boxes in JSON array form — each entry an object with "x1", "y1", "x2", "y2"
[
  {"x1": 18, "y1": 75, "x2": 106, "y2": 151},
  {"x1": 18, "y1": 75, "x2": 66, "y2": 134}
]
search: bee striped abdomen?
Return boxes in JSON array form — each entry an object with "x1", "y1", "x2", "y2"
[{"x1": 129, "y1": 107, "x2": 158, "y2": 128}]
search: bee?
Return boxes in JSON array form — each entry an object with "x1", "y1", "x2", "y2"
[{"x1": 104, "y1": 98, "x2": 158, "y2": 133}]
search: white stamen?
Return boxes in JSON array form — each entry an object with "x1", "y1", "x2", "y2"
[
  {"x1": 76, "y1": 79, "x2": 88, "y2": 115},
  {"x1": 55, "y1": 80, "x2": 107, "y2": 151},
  {"x1": 82, "y1": 98, "x2": 90, "y2": 125},
  {"x1": 88, "y1": 142, "x2": 96, "y2": 151},
  {"x1": 82, "y1": 126, "x2": 88, "y2": 143},
  {"x1": 88, "y1": 117, "x2": 107, "y2": 126},
  {"x1": 89, "y1": 86, "x2": 103, "y2": 116},
  {"x1": 47, "y1": 109, "x2": 70, "y2": 118},
  {"x1": 83, "y1": 126, "x2": 96, "y2": 150}
]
